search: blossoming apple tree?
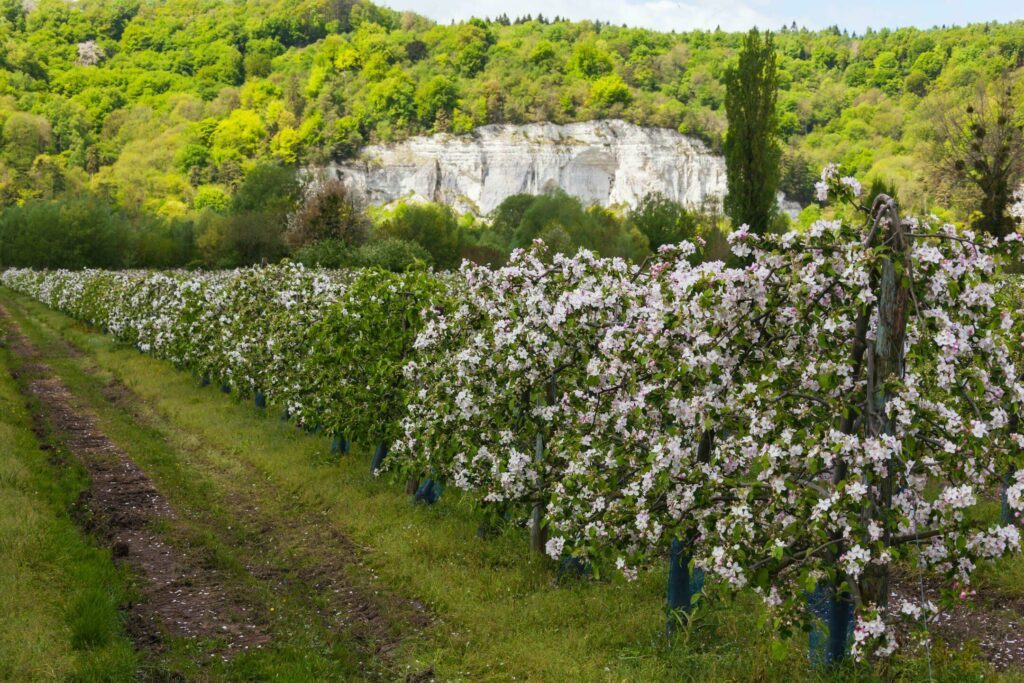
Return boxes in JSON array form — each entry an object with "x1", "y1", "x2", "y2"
[{"x1": 544, "y1": 167, "x2": 1024, "y2": 659}]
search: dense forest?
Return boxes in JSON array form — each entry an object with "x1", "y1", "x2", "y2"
[{"x1": 0, "y1": 0, "x2": 1022, "y2": 268}]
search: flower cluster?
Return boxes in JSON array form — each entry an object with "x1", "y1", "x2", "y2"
[{"x1": 1012, "y1": 186, "x2": 1024, "y2": 224}]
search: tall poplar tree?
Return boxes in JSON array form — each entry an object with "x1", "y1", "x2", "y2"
[{"x1": 723, "y1": 29, "x2": 781, "y2": 234}]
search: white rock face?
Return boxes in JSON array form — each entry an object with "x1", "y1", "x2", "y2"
[{"x1": 315, "y1": 120, "x2": 727, "y2": 215}]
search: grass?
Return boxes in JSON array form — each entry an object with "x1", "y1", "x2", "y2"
[
  {"x1": 0, "y1": 288, "x2": 1015, "y2": 682},
  {"x1": 0, "y1": 329, "x2": 137, "y2": 681}
]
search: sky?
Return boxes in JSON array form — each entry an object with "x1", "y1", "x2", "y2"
[{"x1": 390, "y1": 0, "x2": 1024, "y2": 33}]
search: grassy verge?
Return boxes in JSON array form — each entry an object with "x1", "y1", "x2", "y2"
[
  {"x1": 0, "y1": 288, "x2": 1008, "y2": 682},
  {"x1": 0, "y1": 327, "x2": 137, "y2": 681}
]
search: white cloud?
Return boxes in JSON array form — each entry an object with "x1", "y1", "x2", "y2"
[{"x1": 394, "y1": 0, "x2": 781, "y2": 32}]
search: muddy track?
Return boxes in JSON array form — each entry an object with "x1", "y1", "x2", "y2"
[
  {"x1": 101, "y1": 373, "x2": 432, "y2": 653},
  {"x1": 0, "y1": 304, "x2": 269, "y2": 656}
]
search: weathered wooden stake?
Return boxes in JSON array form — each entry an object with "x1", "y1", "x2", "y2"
[
  {"x1": 1002, "y1": 414, "x2": 1020, "y2": 525},
  {"x1": 529, "y1": 374, "x2": 557, "y2": 555},
  {"x1": 861, "y1": 195, "x2": 910, "y2": 615},
  {"x1": 529, "y1": 427, "x2": 547, "y2": 554},
  {"x1": 809, "y1": 196, "x2": 910, "y2": 667}
]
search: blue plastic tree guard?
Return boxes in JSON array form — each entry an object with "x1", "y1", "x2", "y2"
[
  {"x1": 558, "y1": 555, "x2": 590, "y2": 579},
  {"x1": 255, "y1": 390, "x2": 266, "y2": 408},
  {"x1": 414, "y1": 478, "x2": 442, "y2": 504},
  {"x1": 806, "y1": 582, "x2": 854, "y2": 666},
  {"x1": 370, "y1": 442, "x2": 388, "y2": 473},
  {"x1": 330, "y1": 434, "x2": 350, "y2": 455},
  {"x1": 666, "y1": 538, "x2": 705, "y2": 635},
  {"x1": 200, "y1": 374, "x2": 210, "y2": 387}
]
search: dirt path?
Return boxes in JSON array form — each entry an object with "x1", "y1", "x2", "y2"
[
  {"x1": 1, "y1": 300, "x2": 432, "y2": 678},
  {"x1": 98, "y1": 374, "x2": 431, "y2": 654},
  {"x1": 1, "y1": 304, "x2": 269, "y2": 656}
]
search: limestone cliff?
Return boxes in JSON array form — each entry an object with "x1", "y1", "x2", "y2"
[{"x1": 315, "y1": 120, "x2": 727, "y2": 215}]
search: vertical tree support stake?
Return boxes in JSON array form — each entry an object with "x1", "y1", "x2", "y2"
[
  {"x1": 1002, "y1": 415, "x2": 1020, "y2": 525},
  {"x1": 863, "y1": 195, "x2": 910, "y2": 613},
  {"x1": 530, "y1": 373, "x2": 557, "y2": 555},
  {"x1": 809, "y1": 195, "x2": 910, "y2": 665}
]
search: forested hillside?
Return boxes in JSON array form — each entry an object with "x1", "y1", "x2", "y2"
[{"x1": 0, "y1": 0, "x2": 1022, "y2": 267}]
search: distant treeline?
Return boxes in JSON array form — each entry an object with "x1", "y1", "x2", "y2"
[{"x1": 0, "y1": 161, "x2": 732, "y2": 270}]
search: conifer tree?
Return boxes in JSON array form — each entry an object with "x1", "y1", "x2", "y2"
[{"x1": 723, "y1": 29, "x2": 781, "y2": 234}]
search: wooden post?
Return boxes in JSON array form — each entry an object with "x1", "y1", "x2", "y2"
[
  {"x1": 861, "y1": 195, "x2": 911, "y2": 614},
  {"x1": 1003, "y1": 414, "x2": 1020, "y2": 525},
  {"x1": 808, "y1": 196, "x2": 908, "y2": 666},
  {"x1": 529, "y1": 426, "x2": 547, "y2": 554},
  {"x1": 1002, "y1": 474, "x2": 1014, "y2": 525}
]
